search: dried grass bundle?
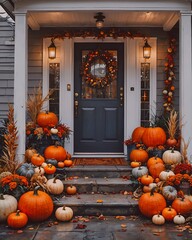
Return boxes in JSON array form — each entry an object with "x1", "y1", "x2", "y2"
[
  {"x1": 181, "y1": 137, "x2": 190, "y2": 164},
  {"x1": 0, "y1": 105, "x2": 21, "y2": 173},
  {"x1": 26, "y1": 83, "x2": 54, "y2": 125},
  {"x1": 166, "y1": 110, "x2": 178, "y2": 139}
]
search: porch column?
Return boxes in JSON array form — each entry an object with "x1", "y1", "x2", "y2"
[
  {"x1": 179, "y1": 11, "x2": 192, "y2": 161},
  {"x1": 14, "y1": 12, "x2": 28, "y2": 162}
]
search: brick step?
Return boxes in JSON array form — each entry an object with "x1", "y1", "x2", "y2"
[
  {"x1": 63, "y1": 177, "x2": 138, "y2": 194},
  {"x1": 56, "y1": 165, "x2": 132, "y2": 178},
  {"x1": 53, "y1": 193, "x2": 139, "y2": 216}
]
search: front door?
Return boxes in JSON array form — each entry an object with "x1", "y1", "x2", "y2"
[{"x1": 74, "y1": 43, "x2": 124, "y2": 153}]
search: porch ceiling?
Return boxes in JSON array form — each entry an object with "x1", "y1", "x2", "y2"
[{"x1": 27, "y1": 10, "x2": 180, "y2": 31}]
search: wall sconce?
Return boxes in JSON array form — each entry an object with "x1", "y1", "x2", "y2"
[
  {"x1": 48, "y1": 38, "x2": 56, "y2": 59},
  {"x1": 143, "y1": 39, "x2": 151, "y2": 59},
  {"x1": 94, "y1": 12, "x2": 105, "y2": 29}
]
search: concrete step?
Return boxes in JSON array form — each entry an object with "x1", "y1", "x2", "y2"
[
  {"x1": 56, "y1": 165, "x2": 132, "y2": 178},
  {"x1": 53, "y1": 193, "x2": 139, "y2": 216},
  {"x1": 63, "y1": 177, "x2": 138, "y2": 194}
]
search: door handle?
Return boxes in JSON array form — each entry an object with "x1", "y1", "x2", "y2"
[
  {"x1": 74, "y1": 100, "x2": 79, "y2": 117},
  {"x1": 120, "y1": 87, "x2": 124, "y2": 107}
]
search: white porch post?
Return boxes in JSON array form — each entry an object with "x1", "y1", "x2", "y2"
[
  {"x1": 179, "y1": 11, "x2": 192, "y2": 160},
  {"x1": 14, "y1": 12, "x2": 28, "y2": 162}
]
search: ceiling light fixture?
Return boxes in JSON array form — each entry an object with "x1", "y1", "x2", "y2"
[{"x1": 94, "y1": 12, "x2": 105, "y2": 29}]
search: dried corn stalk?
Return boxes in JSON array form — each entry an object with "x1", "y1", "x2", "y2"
[
  {"x1": 166, "y1": 110, "x2": 178, "y2": 140},
  {"x1": 181, "y1": 137, "x2": 190, "y2": 164},
  {"x1": 26, "y1": 82, "x2": 54, "y2": 125}
]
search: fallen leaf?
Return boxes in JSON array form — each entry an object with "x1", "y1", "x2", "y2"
[
  {"x1": 115, "y1": 216, "x2": 126, "y2": 220},
  {"x1": 97, "y1": 199, "x2": 103, "y2": 203},
  {"x1": 98, "y1": 214, "x2": 106, "y2": 220},
  {"x1": 121, "y1": 224, "x2": 127, "y2": 228},
  {"x1": 75, "y1": 224, "x2": 87, "y2": 229}
]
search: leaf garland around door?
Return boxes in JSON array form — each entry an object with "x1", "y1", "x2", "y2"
[{"x1": 81, "y1": 49, "x2": 118, "y2": 89}]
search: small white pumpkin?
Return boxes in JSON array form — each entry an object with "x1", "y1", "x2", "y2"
[
  {"x1": 162, "y1": 149, "x2": 182, "y2": 165},
  {"x1": 34, "y1": 166, "x2": 45, "y2": 175},
  {"x1": 159, "y1": 170, "x2": 175, "y2": 181},
  {"x1": 46, "y1": 176, "x2": 64, "y2": 195},
  {"x1": 132, "y1": 166, "x2": 148, "y2": 178},
  {"x1": 162, "y1": 185, "x2": 177, "y2": 201},
  {"x1": 0, "y1": 194, "x2": 18, "y2": 222},
  {"x1": 50, "y1": 127, "x2": 58, "y2": 134},
  {"x1": 152, "y1": 214, "x2": 165, "y2": 225},
  {"x1": 173, "y1": 214, "x2": 186, "y2": 225},
  {"x1": 55, "y1": 206, "x2": 73, "y2": 222}
]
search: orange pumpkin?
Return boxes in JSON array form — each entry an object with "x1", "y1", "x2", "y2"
[
  {"x1": 140, "y1": 174, "x2": 154, "y2": 186},
  {"x1": 172, "y1": 197, "x2": 192, "y2": 217},
  {"x1": 31, "y1": 154, "x2": 45, "y2": 166},
  {"x1": 138, "y1": 188, "x2": 167, "y2": 218},
  {"x1": 7, "y1": 210, "x2": 28, "y2": 229},
  {"x1": 162, "y1": 206, "x2": 177, "y2": 221},
  {"x1": 147, "y1": 156, "x2": 164, "y2": 168},
  {"x1": 166, "y1": 138, "x2": 178, "y2": 147},
  {"x1": 130, "y1": 148, "x2": 149, "y2": 163},
  {"x1": 57, "y1": 161, "x2": 65, "y2": 168},
  {"x1": 37, "y1": 111, "x2": 58, "y2": 128},
  {"x1": 44, "y1": 164, "x2": 56, "y2": 175},
  {"x1": 66, "y1": 185, "x2": 77, "y2": 195},
  {"x1": 44, "y1": 145, "x2": 67, "y2": 161},
  {"x1": 149, "y1": 162, "x2": 165, "y2": 179},
  {"x1": 131, "y1": 127, "x2": 146, "y2": 143},
  {"x1": 66, "y1": 152, "x2": 72, "y2": 160},
  {"x1": 64, "y1": 159, "x2": 73, "y2": 167},
  {"x1": 130, "y1": 161, "x2": 141, "y2": 168},
  {"x1": 18, "y1": 186, "x2": 54, "y2": 222},
  {"x1": 141, "y1": 127, "x2": 166, "y2": 147}
]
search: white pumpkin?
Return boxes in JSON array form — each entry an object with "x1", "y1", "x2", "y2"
[
  {"x1": 0, "y1": 194, "x2": 18, "y2": 222},
  {"x1": 162, "y1": 149, "x2": 182, "y2": 165},
  {"x1": 46, "y1": 176, "x2": 64, "y2": 195},
  {"x1": 152, "y1": 214, "x2": 165, "y2": 225},
  {"x1": 50, "y1": 127, "x2": 58, "y2": 134},
  {"x1": 173, "y1": 214, "x2": 186, "y2": 225},
  {"x1": 159, "y1": 170, "x2": 175, "y2": 181},
  {"x1": 132, "y1": 166, "x2": 148, "y2": 178},
  {"x1": 34, "y1": 166, "x2": 45, "y2": 175},
  {"x1": 55, "y1": 206, "x2": 73, "y2": 222}
]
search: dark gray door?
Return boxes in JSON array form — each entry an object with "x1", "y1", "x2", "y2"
[{"x1": 74, "y1": 43, "x2": 124, "y2": 153}]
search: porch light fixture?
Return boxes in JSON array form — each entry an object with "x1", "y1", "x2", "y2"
[
  {"x1": 48, "y1": 38, "x2": 56, "y2": 59},
  {"x1": 94, "y1": 12, "x2": 105, "y2": 29},
  {"x1": 143, "y1": 39, "x2": 151, "y2": 59}
]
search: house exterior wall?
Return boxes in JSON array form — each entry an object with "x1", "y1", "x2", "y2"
[{"x1": 0, "y1": 17, "x2": 14, "y2": 119}]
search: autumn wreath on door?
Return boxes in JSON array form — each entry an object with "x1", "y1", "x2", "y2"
[{"x1": 81, "y1": 49, "x2": 117, "y2": 89}]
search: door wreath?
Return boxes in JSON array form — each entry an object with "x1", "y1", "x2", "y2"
[{"x1": 81, "y1": 49, "x2": 117, "y2": 89}]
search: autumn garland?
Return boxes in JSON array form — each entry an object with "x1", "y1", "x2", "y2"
[
  {"x1": 81, "y1": 49, "x2": 117, "y2": 89},
  {"x1": 162, "y1": 38, "x2": 177, "y2": 112}
]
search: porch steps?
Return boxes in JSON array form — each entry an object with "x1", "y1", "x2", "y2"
[{"x1": 54, "y1": 164, "x2": 140, "y2": 216}]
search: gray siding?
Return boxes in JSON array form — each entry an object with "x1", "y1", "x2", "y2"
[{"x1": 0, "y1": 18, "x2": 14, "y2": 119}]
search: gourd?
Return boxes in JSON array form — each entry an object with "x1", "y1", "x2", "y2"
[
  {"x1": 55, "y1": 206, "x2": 73, "y2": 222},
  {"x1": 31, "y1": 154, "x2": 45, "y2": 166},
  {"x1": 37, "y1": 111, "x2": 58, "y2": 128},
  {"x1": 132, "y1": 166, "x2": 148, "y2": 178},
  {"x1": 173, "y1": 214, "x2": 186, "y2": 224},
  {"x1": 46, "y1": 176, "x2": 64, "y2": 195},
  {"x1": 159, "y1": 170, "x2": 175, "y2": 181},
  {"x1": 66, "y1": 185, "x2": 77, "y2": 195},
  {"x1": 7, "y1": 210, "x2": 28, "y2": 229},
  {"x1": 130, "y1": 148, "x2": 149, "y2": 163},
  {"x1": 162, "y1": 185, "x2": 177, "y2": 201},
  {"x1": 18, "y1": 186, "x2": 54, "y2": 222},
  {"x1": 44, "y1": 145, "x2": 67, "y2": 161},
  {"x1": 138, "y1": 188, "x2": 167, "y2": 218},
  {"x1": 141, "y1": 127, "x2": 166, "y2": 147},
  {"x1": 172, "y1": 197, "x2": 192, "y2": 216},
  {"x1": 162, "y1": 206, "x2": 177, "y2": 221},
  {"x1": 152, "y1": 214, "x2": 165, "y2": 225},
  {"x1": 25, "y1": 148, "x2": 37, "y2": 163},
  {"x1": 16, "y1": 163, "x2": 35, "y2": 179},
  {"x1": 0, "y1": 194, "x2": 18, "y2": 222},
  {"x1": 162, "y1": 149, "x2": 182, "y2": 165},
  {"x1": 131, "y1": 126, "x2": 146, "y2": 142}
]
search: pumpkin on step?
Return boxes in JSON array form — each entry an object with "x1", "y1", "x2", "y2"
[
  {"x1": 18, "y1": 186, "x2": 54, "y2": 222},
  {"x1": 55, "y1": 206, "x2": 73, "y2": 222},
  {"x1": 31, "y1": 154, "x2": 45, "y2": 167},
  {"x1": 162, "y1": 206, "x2": 177, "y2": 221},
  {"x1": 130, "y1": 148, "x2": 149, "y2": 163},
  {"x1": 46, "y1": 175, "x2": 64, "y2": 195},
  {"x1": 172, "y1": 197, "x2": 192, "y2": 217},
  {"x1": 0, "y1": 194, "x2": 18, "y2": 222},
  {"x1": 7, "y1": 210, "x2": 28, "y2": 229},
  {"x1": 149, "y1": 162, "x2": 165, "y2": 179},
  {"x1": 152, "y1": 214, "x2": 165, "y2": 225},
  {"x1": 132, "y1": 166, "x2": 148, "y2": 178},
  {"x1": 162, "y1": 185, "x2": 177, "y2": 201},
  {"x1": 162, "y1": 149, "x2": 182, "y2": 165},
  {"x1": 44, "y1": 145, "x2": 67, "y2": 161},
  {"x1": 66, "y1": 185, "x2": 77, "y2": 195}
]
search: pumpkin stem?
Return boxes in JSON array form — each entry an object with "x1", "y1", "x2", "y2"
[
  {"x1": 150, "y1": 187, "x2": 157, "y2": 196},
  {"x1": 0, "y1": 193, "x2": 5, "y2": 200},
  {"x1": 33, "y1": 186, "x2": 41, "y2": 196},
  {"x1": 16, "y1": 210, "x2": 20, "y2": 216},
  {"x1": 62, "y1": 205, "x2": 66, "y2": 210},
  {"x1": 171, "y1": 147, "x2": 175, "y2": 153},
  {"x1": 53, "y1": 174, "x2": 61, "y2": 183}
]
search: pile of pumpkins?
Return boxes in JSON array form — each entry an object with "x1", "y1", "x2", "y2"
[
  {"x1": 0, "y1": 111, "x2": 76, "y2": 229},
  {"x1": 129, "y1": 126, "x2": 192, "y2": 225}
]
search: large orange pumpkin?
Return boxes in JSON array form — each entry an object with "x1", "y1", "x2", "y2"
[
  {"x1": 149, "y1": 162, "x2": 165, "y2": 179},
  {"x1": 130, "y1": 148, "x2": 149, "y2": 163},
  {"x1": 147, "y1": 156, "x2": 164, "y2": 168},
  {"x1": 138, "y1": 188, "x2": 167, "y2": 218},
  {"x1": 131, "y1": 127, "x2": 146, "y2": 143},
  {"x1": 172, "y1": 197, "x2": 192, "y2": 217},
  {"x1": 44, "y1": 145, "x2": 67, "y2": 161},
  {"x1": 37, "y1": 111, "x2": 58, "y2": 128},
  {"x1": 141, "y1": 127, "x2": 166, "y2": 147},
  {"x1": 18, "y1": 186, "x2": 54, "y2": 222}
]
